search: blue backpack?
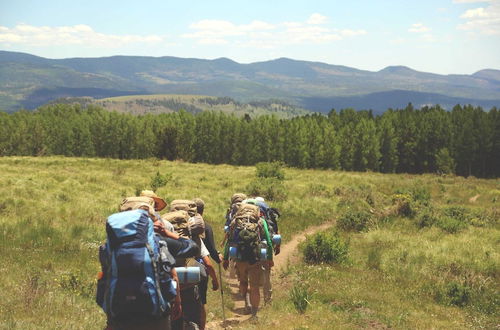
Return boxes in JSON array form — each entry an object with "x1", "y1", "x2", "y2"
[{"x1": 96, "y1": 209, "x2": 173, "y2": 321}]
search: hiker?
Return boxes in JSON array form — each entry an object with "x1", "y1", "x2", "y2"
[
  {"x1": 97, "y1": 196, "x2": 198, "y2": 330},
  {"x1": 242, "y1": 197, "x2": 279, "y2": 304},
  {"x1": 259, "y1": 197, "x2": 281, "y2": 303},
  {"x1": 222, "y1": 193, "x2": 247, "y2": 278},
  {"x1": 222, "y1": 202, "x2": 272, "y2": 320},
  {"x1": 167, "y1": 200, "x2": 219, "y2": 330},
  {"x1": 140, "y1": 190, "x2": 179, "y2": 239},
  {"x1": 193, "y1": 198, "x2": 222, "y2": 330}
]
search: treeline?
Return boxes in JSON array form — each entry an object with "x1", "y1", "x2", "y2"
[{"x1": 0, "y1": 103, "x2": 498, "y2": 177}]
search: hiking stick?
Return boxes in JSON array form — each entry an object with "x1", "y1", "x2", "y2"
[{"x1": 217, "y1": 262, "x2": 226, "y2": 327}]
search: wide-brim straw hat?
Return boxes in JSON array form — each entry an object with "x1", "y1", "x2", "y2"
[{"x1": 140, "y1": 190, "x2": 167, "y2": 211}]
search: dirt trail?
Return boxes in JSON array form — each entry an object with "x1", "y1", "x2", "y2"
[
  {"x1": 207, "y1": 221, "x2": 335, "y2": 329},
  {"x1": 469, "y1": 194, "x2": 480, "y2": 203}
]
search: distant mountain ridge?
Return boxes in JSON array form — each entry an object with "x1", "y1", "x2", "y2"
[{"x1": 0, "y1": 50, "x2": 499, "y2": 113}]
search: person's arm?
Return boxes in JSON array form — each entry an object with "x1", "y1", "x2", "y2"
[
  {"x1": 202, "y1": 223, "x2": 221, "y2": 264},
  {"x1": 202, "y1": 255, "x2": 219, "y2": 291},
  {"x1": 198, "y1": 239, "x2": 219, "y2": 290},
  {"x1": 154, "y1": 219, "x2": 180, "y2": 240}
]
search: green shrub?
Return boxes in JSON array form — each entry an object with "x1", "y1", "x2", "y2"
[
  {"x1": 337, "y1": 210, "x2": 373, "y2": 232},
  {"x1": 435, "y1": 281, "x2": 471, "y2": 307},
  {"x1": 246, "y1": 177, "x2": 287, "y2": 201},
  {"x1": 443, "y1": 206, "x2": 469, "y2": 222},
  {"x1": 302, "y1": 231, "x2": 349, "y2": 264},
  {"x1": 391, "y1": 193, "x2": 415, "y2": 217},
  {"x1": 416, "y1": 208, "x2": 438, "y2": 228},
  {"x1": 436, "y1": 216, "x2": 467, "y2": 233},
  {"x1": 255, "y1": 161, "x2": 285, "y2": 180},
  {"x1": 150, "y1": 171, "x2": 172, "y2": 192},
  {"x1": 290, "y1": 282, "x2": 311, "y2": 313}
]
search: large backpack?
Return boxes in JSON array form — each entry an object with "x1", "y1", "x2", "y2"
[
  {"x1": 229, "y1": 204, "x2": 264, "y2": 264},
  {"x1": 162, "y1": 210, "x2": 191, "y2": 238},
  {"x1": 96, "y1": 209, "x2": 173, "y2": 322},
  {"x1": 170, "y1": 199, "x2": 197, "y2": 217}
]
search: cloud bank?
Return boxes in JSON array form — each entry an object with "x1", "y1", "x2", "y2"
[
  {"x1": 0, "y1": 24, "x2": 164, "y2": 47},
  {"x1": 183, "y1": 13, "x2": 366, "y2": 47}
]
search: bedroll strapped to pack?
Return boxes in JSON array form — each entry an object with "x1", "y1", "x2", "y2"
[{"x1": 97, "y1": 209, "x2": 172, "y2": 321}]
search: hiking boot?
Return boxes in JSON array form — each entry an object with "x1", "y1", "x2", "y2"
[{"x1": 249, "y1": 314, "x2": 259, "y2": 323}]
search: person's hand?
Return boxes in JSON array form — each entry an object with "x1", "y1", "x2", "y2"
[
  {"x1": 274, "y1": 245, "x2": 280, "y2": 255},
  {"x1": 171, "y1": 296, "x2": 182, "y2": 320},
  {"x1": 218, "y1": 253, "x2": 224, "y2": 263},
  {"x1": 212, "y1": 278, "x2": 219, "y2": 291},
  {"x1": 222, "y1": 259, "x2": 229, "y2": 271}
]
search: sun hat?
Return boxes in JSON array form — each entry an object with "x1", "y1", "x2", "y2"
[{"x1": 140, "y1": 190, "x2": 167, "y2": 211}]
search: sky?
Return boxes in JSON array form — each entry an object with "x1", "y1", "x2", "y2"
[{"x1": 1, "y1": 0, "x2": 499, "y2": 75}]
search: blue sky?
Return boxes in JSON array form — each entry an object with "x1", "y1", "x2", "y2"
[{"x1": 1, "y1": 0, "x2": 499, "y2": 74}]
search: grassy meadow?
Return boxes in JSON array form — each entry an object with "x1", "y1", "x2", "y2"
[{"x1": 0, "y1": 156, "x2": 498, "y2": 329}]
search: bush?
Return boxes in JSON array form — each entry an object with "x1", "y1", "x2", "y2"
[
  {"x1": 416, "y1": 208, "x2": 438, "y2": 228},
  {"x1": 246, "y1": 177, "x2": 287, "y2": 201},
  {"x1": 302, "y1": 231, "x2": 349, "y2": 264},
  {"x1": 337, "y1": 210, "x2": 373, "y2": 232},
  {"x1": 255, "y1": 162, "x2": 285, "y2": 180},
  {"x1": 150, "y1": 171, "x2": 172, "y2": 192},
  {"x1": 435, "y1": 281, "x2": 471, "y2": 307},
  {"x1": 290, "y1": 282, "x2": 311, "y2": 313},
  {"x1": 443, "y1": 206, "x2": 469, "y2": 222},
  {"x1": 391, "y1": 193, "x2": 415, "y2": 217},
  {"x1": 436, "y1": 216, "x2": 467, "y2": 233}
]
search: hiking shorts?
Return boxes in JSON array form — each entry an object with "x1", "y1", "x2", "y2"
[{"x1": 235, "y1": 261, "x2": 262, "y2": 288}]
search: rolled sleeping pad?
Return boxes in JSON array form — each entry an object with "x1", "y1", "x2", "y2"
[
  {"x1": 272, "y1": 234, "x2": 281, "y2": 245},
  {"x1": 260, "y1": 248, "x2": 267, "y2": 260},
  {"x1": 175, "y1": 267, "x2": 201, "y2": 284}
]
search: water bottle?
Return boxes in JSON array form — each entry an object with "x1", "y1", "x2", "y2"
[
  {"x1": 272, "y1": 234, "x2": 281, "y2": 245},
  {"x1": 229, "y1": 246, "x2": 238, "y2": 258}
]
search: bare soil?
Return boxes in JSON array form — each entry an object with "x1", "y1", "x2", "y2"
[{"x1": 207, "y1": 221, "x2": 335, "y2": 329}]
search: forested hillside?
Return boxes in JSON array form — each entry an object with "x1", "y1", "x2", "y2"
[
  {"x1": 1, "y1": 51, "x2": 500, "y2": 112},
  {"x1": 1, "y1": 103, "x2": 498, "y2": 177}
]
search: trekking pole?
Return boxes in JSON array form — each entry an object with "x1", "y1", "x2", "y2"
[{"x1": 217, "y1": 262, "x2": 227, "y2": 327}]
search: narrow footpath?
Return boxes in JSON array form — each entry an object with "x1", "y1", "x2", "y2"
[{"x1": 207, "y1": 221, "x2": 335, "y2": 329}]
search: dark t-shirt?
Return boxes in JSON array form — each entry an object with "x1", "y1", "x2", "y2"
[{"x1": 202, "y1": 222, "x2": 221, "y2": 264}]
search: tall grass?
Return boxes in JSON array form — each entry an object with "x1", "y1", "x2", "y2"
[{"x1": 0, "y1": 157, "x2": 498, "y2": 329}]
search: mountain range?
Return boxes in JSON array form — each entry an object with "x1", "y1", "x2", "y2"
[{"x1": 1, "y1": 50, "x2": 499, "y2": 114}]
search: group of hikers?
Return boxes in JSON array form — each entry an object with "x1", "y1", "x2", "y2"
[{"x1": 96, "y1": 190, "x2": 281, "y2": 330}]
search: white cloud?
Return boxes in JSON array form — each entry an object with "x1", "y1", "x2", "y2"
[
  {"x1": 453, "y1": 0, "x2": 491, "y2": 3},
  {"x1": 408, "y1": 23, "x2": 431, "y2": 33},
  {"x1": 0, "y1": 24, "x2": 164, "y2": 47},
  {"x1": 456, "y1": 0, "x2": 500, "y2": 35},
  {"x1": 340, "y1": 29, "x2": 367, "y2": 37},
  {"x1": 184, "y1": 14, "x2": 365, "y2": 47},
  {"x1": 307, "y1": 13, "x2": 328, "y2": 25}
]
